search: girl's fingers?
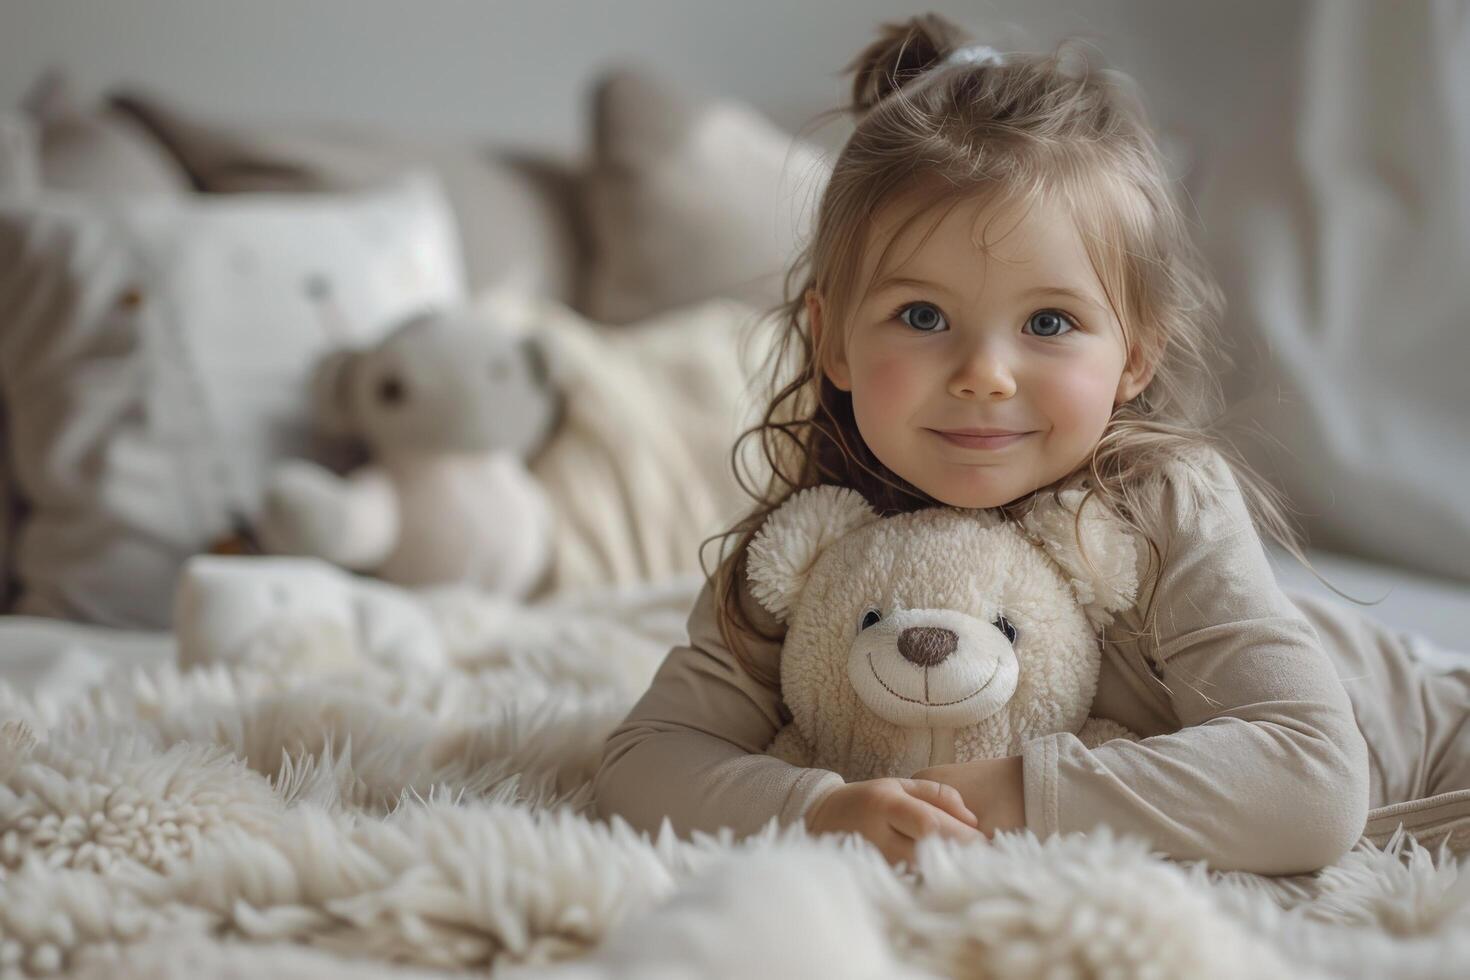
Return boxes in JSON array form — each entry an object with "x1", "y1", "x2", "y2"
[
  {"x1": 885, "y1": 795, "x2": 983, "y2": 844},
  {"x1": 900, "y1": 778, "x2": 980, "y2": 827},
  {"x1": 880, "y1": 835, "x2": 916, "y2": 869}
]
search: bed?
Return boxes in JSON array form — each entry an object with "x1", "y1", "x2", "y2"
[
  {"x1": 0, "y1": 549, "x2": 1466, "y2": 980},
  {"x1": 4, "y1": 4, "x2": 1470, "y2": 974}
]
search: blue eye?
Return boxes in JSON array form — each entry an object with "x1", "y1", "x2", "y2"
[
  {"x1": 895, "y1": 302, "x2": 948, "y2": 333},
  {"x1": 1025, "y1": 310, "x2": 1075, "y2": 337},
  {"x1": 993, "y1": 615, "x2": 1018, "y2": 644}
]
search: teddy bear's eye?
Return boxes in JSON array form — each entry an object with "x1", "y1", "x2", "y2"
[
  {"x1": 993, "y1": 615, "x2": 1018, "y2": 644},
  {"x1": 859, "y1": 608, "x2": 882, "y2": 632},
  {"x1": 378, "y1": 374, "x2": 407, "y2": 406}
]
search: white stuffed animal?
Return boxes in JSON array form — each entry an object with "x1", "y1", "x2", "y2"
[
  {"x1": 256, "y1": 309, "x2": 561, "y2": 596},
  {"x1": 745, "y1": 485, "x2": 1142, "y2": 780}
]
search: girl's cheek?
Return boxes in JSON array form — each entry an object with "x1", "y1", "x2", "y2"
[
  {"x1": 863, "y1": 351, "x2": 922, "y2": 406},
  {"x1": 1040, "y1": 363, "x2": 1117, "y2": 422}
]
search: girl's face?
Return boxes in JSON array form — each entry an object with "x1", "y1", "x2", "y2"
[{"x1": 813, "y1": 191, "x2": 1153, "y2": 509}]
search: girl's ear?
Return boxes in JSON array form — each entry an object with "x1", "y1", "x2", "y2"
[
  {"x1": 807, "y1": 289, "x2": 851, "y2": 391},
  {"x1": 1020, "y1": 489, "x2": 1143, "y2": 631},
  {"x1": 747, "y1": 485, "x2": 878, "y2": 622},
  {"x1": 1114, "y1": 339, "x2": 1157, "y2": 406}
]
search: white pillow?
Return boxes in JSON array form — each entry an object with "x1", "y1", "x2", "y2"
[{"x1": 0, "y1": 173, "x2": 466, "y2": 627}]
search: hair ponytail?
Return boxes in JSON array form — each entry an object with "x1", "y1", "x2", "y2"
[{"x1": 844, "y1": 13, "x2": 970, "y2": 114}]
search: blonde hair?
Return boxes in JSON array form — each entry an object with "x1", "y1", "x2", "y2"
[{"x1": 704, "y1": 13, "x2": 1363, "y2": 690}]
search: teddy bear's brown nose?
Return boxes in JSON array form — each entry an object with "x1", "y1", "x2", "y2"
[{"x1": 897, "y1": 627, "x2": 957, "y2": 667}]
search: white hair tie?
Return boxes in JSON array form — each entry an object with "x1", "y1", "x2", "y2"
[
  {"x1": 870, "y1": 42, "x2": 1005, "y2": 112},
  {"x1": 942, "y1": 44, "x2": 1005, "y2": 69}
]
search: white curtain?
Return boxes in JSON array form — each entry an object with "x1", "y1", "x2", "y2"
[{"x1": 1198, "y1": 0, "x2": 1470, "y2": 582}]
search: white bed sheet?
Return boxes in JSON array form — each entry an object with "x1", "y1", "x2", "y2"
[
  {"x1": 1268, "y1": 544, "x2": 1470, "y2": 667},
  {"x1": 0, "y1": 549, "x2": 1464, "y2": 705},
  {"x1": 0, "y1": 617, "x2": 174, "y2": 703}
]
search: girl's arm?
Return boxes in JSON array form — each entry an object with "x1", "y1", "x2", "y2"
[
  {"x1": 593, "y1": 572, "x2": 846, "y2": 838},
  {"x1": 1016, "y1": 447, "x2": 1372, "y2": 875}
]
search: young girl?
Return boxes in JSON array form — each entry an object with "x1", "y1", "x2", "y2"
[{"x1": 594, "y1": 14, "x2": 1467, "y2": 875}]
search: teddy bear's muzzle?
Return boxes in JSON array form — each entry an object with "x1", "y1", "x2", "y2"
[{"x1": 847, "y1": 607, "x2": 1020, "y2": 730}]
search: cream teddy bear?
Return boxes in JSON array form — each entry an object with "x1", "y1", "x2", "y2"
[
  {"x1": 745, "y1": 485, "x2": 1142, "y2": 780},
  {"x1": 256, "y1": 310, "x2": 560, "y2": 596}
]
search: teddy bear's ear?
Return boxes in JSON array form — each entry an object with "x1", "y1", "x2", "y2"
[
  {"x1": 518, "y1": 333, "x2": 562, "y2": 390},
  {"x1": 746, "y1": 486, "x2": 878, "y2": 622},
  {"x1": 1020, "y1": 489, "x2": 1143, "y2": 631},
  {"x1": 310, "y1": 349, "x2": 362, "y2": 437}
]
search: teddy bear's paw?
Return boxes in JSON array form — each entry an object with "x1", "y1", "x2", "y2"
[
  {"x1": 1076, "y1": 716, "x2": 1139, "y2": 748},
  {"x1": 258, "y1": 461, "x2": 355, "y2": 561}
]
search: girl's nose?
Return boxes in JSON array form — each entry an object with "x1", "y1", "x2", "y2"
[{"x1": 948, "y1": 342, "x2": 1017, "y2": 399}]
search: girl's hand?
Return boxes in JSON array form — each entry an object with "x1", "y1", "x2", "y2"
[
  {"x1": 910, "y1": 756, "x2": 1026, "y2": 838},
  {"x1": 803, "y1": 777, "x2": 983, "y2": 868}
]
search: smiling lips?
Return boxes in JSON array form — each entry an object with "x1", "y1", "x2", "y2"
[
  {"x1": 867, "y1": 651, "x2": 992, "y2": 707},
  {"x1": 931, "y1": 428, "x2": 1033, "y2": 450}
]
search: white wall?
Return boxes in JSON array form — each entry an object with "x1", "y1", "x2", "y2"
[{"x1": 0, "y1": 0, "x2": 1300, "y2": 160}]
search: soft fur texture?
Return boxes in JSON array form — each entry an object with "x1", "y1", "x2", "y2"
[
  {"x1": 472, "y1": 290, "x2": 774, "y2": 594},
  {"x1": 747, "y1": 486, "x2": 1140, "y2": 779},
  {"x1": 0, "y1": 573, "x2": 1467, "y2": 978}
]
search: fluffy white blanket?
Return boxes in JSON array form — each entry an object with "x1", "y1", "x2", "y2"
[{"x1": 1, "y1": 576, "x2": 1467, "y2": 980}]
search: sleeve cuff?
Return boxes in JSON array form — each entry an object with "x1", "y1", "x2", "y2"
[
  {"x1": 778, "y1": 767, "x2": 846, "y2": 828},
  {"x1": 1021, "y1": 733, "x2": 1061, "y2": 839}
]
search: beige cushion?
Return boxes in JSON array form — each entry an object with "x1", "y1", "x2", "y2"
[
  {"x1": 0, "y1": 112, "x2": 38, "y2": 609},
  {"x1": 475, "y1": 288, "x2": 772, "y2": 592},
  {"x1": 1199, "y1": 0, "x2": 1470, "y2": 583},
  {"x1": 20, "y1": 72, "x2": 191, "y2": 195},
  {"x1": 580, "y1": 70, "x2": 829, "y2": 325},
  {"x1": 0, "y1": 114, "x2": 39, "y2": 196},
  {"x1": 0, "y1": 174, "x2": 466, "y2": 627},
  {"x1": 108, "y1": 90, "x2": 584, "y2": 305}
]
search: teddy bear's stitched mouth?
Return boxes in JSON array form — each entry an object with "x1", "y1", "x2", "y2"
[{"x1": 866, "y1": 651, "x2": 995, "y2": 707}]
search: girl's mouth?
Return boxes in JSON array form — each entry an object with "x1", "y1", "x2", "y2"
[{"x1": 930, "y1": 429, "x2": 1033, "y2": 450}]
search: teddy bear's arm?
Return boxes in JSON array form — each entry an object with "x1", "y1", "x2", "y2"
[
  {"x1": 767, "y1": 724, "x2": 815, "y2": 768},
  {"x1": 259, "y1": 461, "x2": 401, "y2": 571},
  {"x1": 1076, "y1": 716, "x2": 1139, "y2": 749}
]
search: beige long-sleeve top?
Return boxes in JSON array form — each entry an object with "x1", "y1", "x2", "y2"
[{"x1": 594, "y1": 447, "x2": 1388, "y2": 875}]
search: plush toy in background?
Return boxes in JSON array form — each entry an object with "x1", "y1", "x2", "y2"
[
  {"x1": 745, "y1": 485, "x2": 1143, "y2": 781},
  {"x1": 256, "y1": 309, "x2": 563, "y2": 596}
]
